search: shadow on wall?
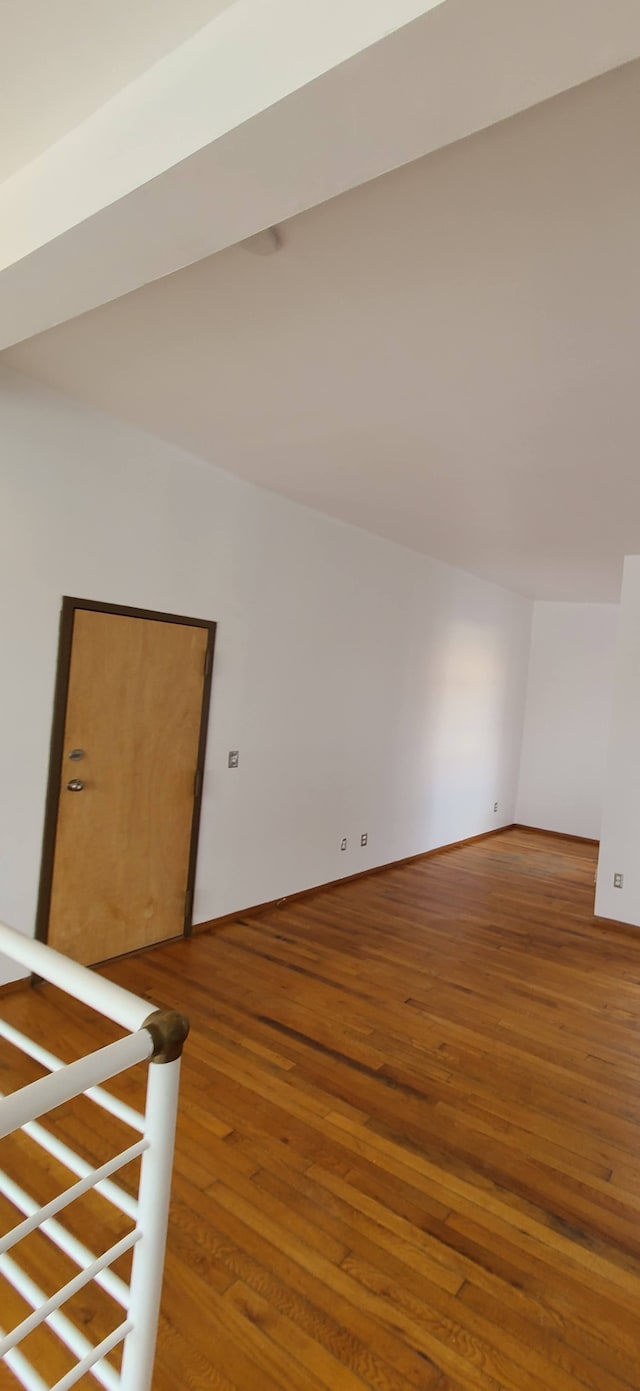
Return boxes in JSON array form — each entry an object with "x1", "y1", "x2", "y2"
[{"x1": 405, "y1": 618, "x2": 508, "y2": 851}]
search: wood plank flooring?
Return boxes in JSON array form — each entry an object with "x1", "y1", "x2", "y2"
[{"x1": 2, "y1": 827, "x2": 640, "y2": 1389}]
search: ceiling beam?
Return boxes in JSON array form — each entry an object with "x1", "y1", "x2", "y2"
[{"x1": 1, "y1": 0, "x2": 640, "y2": 349}]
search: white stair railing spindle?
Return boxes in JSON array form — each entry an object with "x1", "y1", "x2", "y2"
[
  {"x1": 0, "y1": 1032, "x2": 153, "y2": 1140},
  {"x1": 0, "y1": 1015, "x2": 146, "y2": 1130},
  {"x1": 0, "y1": 918, "x2": 188, "y2": 1391}
]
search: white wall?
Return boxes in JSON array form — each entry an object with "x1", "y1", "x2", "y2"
[
  {"x1": 516, "y1": 602, "x2": 618, "y2": 840},
  {"x1": 596, "y1": 556, "x2": 640, "y2": 926},
  {"x1": 0, "y1": 366, "x2": 532, "y2": 982}
]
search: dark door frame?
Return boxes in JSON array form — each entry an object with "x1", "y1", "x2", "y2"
[{"x1": 35, "y1": 596, "x2": 217, "y2": 951}]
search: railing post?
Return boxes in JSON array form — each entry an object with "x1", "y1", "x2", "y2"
[
  {"x1": 119, "y1": 1011, "x2": 189, "y2": 1391},
  {"x1": 0, "y1": 921, "x2": 190, "y2": 1391}
]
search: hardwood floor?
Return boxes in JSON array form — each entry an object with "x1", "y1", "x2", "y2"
[{"x1": 2, "y1": 827, "x2": 640, "y2": 1389}]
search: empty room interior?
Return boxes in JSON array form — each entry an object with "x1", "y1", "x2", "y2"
[{"x1": 2, "y1": 3, "x2": 640, "y2": 1388}]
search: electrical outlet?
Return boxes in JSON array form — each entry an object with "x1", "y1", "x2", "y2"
[
  {"x1": 493, "y1": 802, "x2": 499, "y2": 813},
  {"x1": 361, "y1": 833, "x2": 368, "y2": 847},
  {"x1": 228, "y1": 750, "x2": 239, "y2": 769},
  {"x1": 340, "y1": 837, "x2": 347, "y2": 851},
  {"x1": 613, "y1": 872, "x2": 624, "y2": 889}
]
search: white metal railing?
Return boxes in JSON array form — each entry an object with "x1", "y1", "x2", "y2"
[{"x1": 0, "y1": 920, "x2": 189, "y2": 1391}]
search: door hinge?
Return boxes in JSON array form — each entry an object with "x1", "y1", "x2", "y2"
[{"x1": 194, "y1": 768, "x2": 202, "y2": 799}]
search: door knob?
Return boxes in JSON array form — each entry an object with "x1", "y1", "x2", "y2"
[{"x1": 66, "y1": 779, "x2": 84, "y2": 792}]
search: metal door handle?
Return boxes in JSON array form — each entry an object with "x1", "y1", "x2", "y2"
[{"x1": 66, "y1": 779, "x2": 84, "y2": 792}]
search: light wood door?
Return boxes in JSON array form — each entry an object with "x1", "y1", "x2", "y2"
[{"x1": 47, "y1": 609, "x2": 209, "y2": 965}]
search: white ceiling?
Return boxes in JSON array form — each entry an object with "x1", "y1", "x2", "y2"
[
  {"x1": 7, "y1": 0, "x2": 637, "y2": 350},
  {"x1": 5, "y1": 59, "x2": 640, "y2": 602},
  {"x1": 0, "y1": 0, "x2": 235, "y2": 181}
]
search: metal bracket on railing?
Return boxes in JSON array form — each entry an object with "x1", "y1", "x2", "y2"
[{"x1": 142, "y1": 1010, "x2": 190, "y2": 1064}]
